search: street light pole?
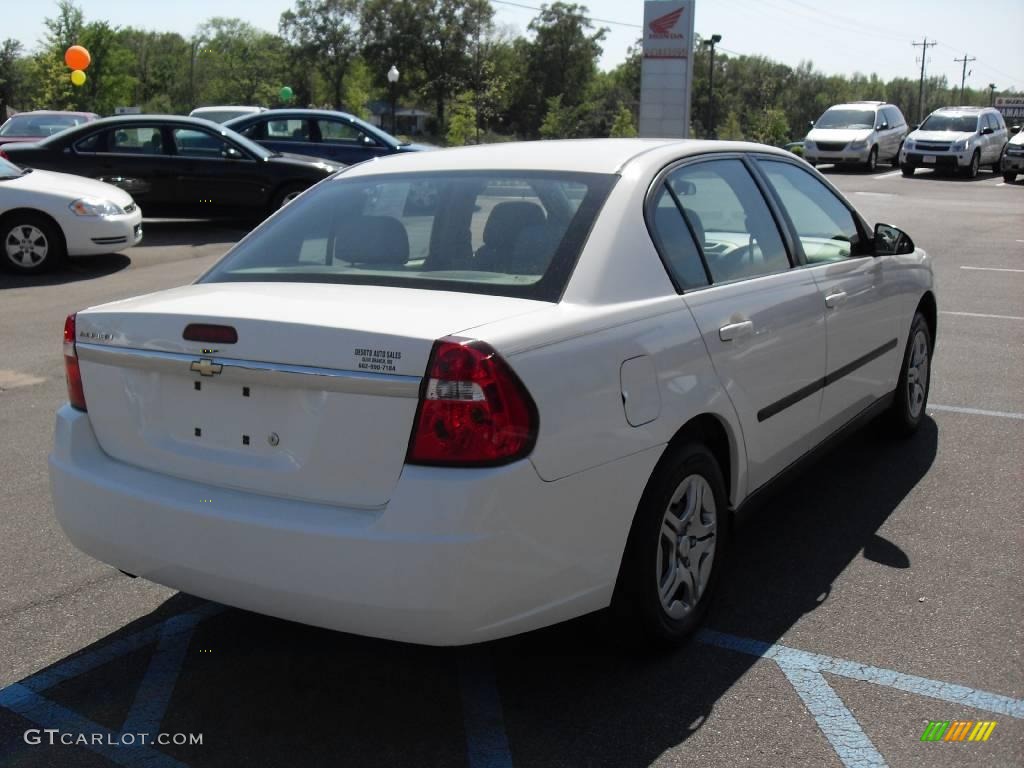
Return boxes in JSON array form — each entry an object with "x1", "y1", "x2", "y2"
[
  {"x1": 387, "y1": 65, "x2": 400, "y2": 135},
  {"x1": 704, "y1": 34, "x2": 722, "y2": 139}
]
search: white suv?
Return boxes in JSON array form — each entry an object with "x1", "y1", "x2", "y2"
[
  {"x1": 804, "y1": 101, "x2": 908, "y2": 171},
  {"x1": 901, "y1": 107, "x2": 1008, "y2": 178}
]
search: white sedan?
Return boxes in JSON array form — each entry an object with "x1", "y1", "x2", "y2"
[
  {"x1": 0, "y1": 155, "x2": 142, "y2": 273},
  {"x1": 49, "y1": 139, "x2": 935, "y2": 646}
]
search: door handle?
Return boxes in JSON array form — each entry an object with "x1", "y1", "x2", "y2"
[
  {"x1": 719, "y1": 320, "x2": 754, "y2": 342},
  {"x1": 825, "y1": 291, "x2": 848, "y2": 309}
]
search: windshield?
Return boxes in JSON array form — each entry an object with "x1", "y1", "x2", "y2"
[
  {"x1": 0, "y1": 114, "x2": 88, "y2": 137},
  {"x1": 815, "y1": 109, "x2": 876, "y2": 130},
  {"x1": 0, "y1": 157, "x2": 25, "y2": 178},
  {"x1": 919, "y1": 113, "x2": 979, "y2": 133},
  {"x1": 193, "y1": 110, "x2": 252, "y2": 124},
  {"x1": 200, "y1": 170, "x2": 617, "y2": 301}
]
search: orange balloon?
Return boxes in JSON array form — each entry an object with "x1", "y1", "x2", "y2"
[{"x1": 65, "y1": 45, "x2": 91, "y2": 71}]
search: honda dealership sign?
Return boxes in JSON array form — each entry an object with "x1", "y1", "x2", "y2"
[{"x1": 639, "y1": 0, "x2": 696, "y2": 138}]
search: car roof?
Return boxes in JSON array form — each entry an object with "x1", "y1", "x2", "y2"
[
  {"x1": 191, "y1": 106, "x2": 264, "y2": 112},
  {"x1": 8, "y1": 110, "x2": 97, "y2": 118},
  {"x1": 80, "y1": 114, "x2": 224, "y2": 127},
  {"x1": 931, "y1": 106, "x2": 988, "y2": 113},
  {"x1": 829, "y1": 102, "x2": 885, "y2": 110},
  {"x1": 339, "y1": 138, "x2": 794, "y2": 177},
  {"x1": 232, "y1": 109, "x2": 360, "y2": 120}
]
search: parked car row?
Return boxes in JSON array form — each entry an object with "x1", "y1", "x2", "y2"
[{"x1": 803, "y1": 100, "x2": 1016, "y2": 179}]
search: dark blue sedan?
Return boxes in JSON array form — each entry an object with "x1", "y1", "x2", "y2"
[{"x1": 224, "y1": 109, "x2": 431, "y2": 166}]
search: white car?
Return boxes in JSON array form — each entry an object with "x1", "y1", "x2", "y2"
[
  {"x1": 1, "y1": 156, "x2": 142, "y2": 273},
  {"x1": 49, "y1": 140, "x2": 936, "y2": 646},
  {"x1": 1001, "y1": 125, "x2": 1024, "y2": 183},
  {"x1": 804, "y1": 101, "x2": 909, "y2": 171},
  {"x1": 901, "y1": 106, "x2": 1008, "y2": 178}
]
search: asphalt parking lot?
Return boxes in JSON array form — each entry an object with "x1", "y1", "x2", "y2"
[{"x1": 1, "y1": 166, "x2": 1021, "y2": 768}]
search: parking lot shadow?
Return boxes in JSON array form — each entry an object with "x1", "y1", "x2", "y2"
[
  {"x1": 0, "y1": 417, "x2": 938, "y2": 767},
  {"x1": 0, "y1": 253, "x2": 132, "y2": 290},
  {"x1": 132, "y1": 220, "x2": 253, "y2": 249}
]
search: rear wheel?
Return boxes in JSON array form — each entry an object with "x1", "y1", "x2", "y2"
[
  {"x1": 888, "y1": 311, "x2": 932, "y2": 436},
  {"x1": 892, "y1": 143, "x2": 903, "y2": 167},
  {"x1": 1, "y1": 213, "x2": 66, "y2": 274},
  {"x1": 611, "y1": 442, "x2": 729, "y2": 648}
]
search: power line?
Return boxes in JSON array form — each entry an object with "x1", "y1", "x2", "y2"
[{"x1": 490, "y1": 0, "x2": 641, "y2": 29}]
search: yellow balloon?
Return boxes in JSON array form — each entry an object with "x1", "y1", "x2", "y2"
[{"x1": 70, "y1": 69, "x2": 86, "y2": 86}]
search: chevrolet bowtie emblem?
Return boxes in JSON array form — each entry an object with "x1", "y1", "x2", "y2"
[{"x1": 190, "y1": 357, "x2": 223, "y2": 377}]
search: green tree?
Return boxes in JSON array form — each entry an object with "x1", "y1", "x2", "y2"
[
  {"x1": 0, "y1": 39, "x2": 27, "y2": 116},
  {"x1": 446, "y1": 90, "x2": 477, "y2": 145},
  {"x1": 539, "y1": 94, "x2": 580, "y2": 139},
  {"x1": 279, "y1": 0, "x2": 360, "y2": 108},
  {"x1": 750, "y1": 107, "x2": 790, "y2": 146},
  {"x1": 718, "y1": 110, "x2": 743, "y2": 140},
  {"x1": 608, "y1": 103, "x2": 637, "y2": 137}
]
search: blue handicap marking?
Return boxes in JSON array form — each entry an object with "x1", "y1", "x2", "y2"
[{"x1": 0, "y1": 603, "x2": 223, "y2": 767}]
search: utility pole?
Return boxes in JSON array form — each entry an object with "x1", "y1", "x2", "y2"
[
  {"x1": 912, "y1": 38, "x2": 938, "y2": 122},
  {"x1": 953, "y1": 54, "x2": 975, "y2": 104},
  {"x1": 988, "y1": 83, "x2": 997, "y2": 106},
  {"x1": 704, "y1": 34, "x2": 722, "y2": 139}
]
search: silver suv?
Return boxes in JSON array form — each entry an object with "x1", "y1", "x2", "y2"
[
  {"x1": 901, "y1": 107, "x2": 1008, "y2": 178},
  {"x1": 804, "y1": 101, "x2": 908, "y2": 171}
]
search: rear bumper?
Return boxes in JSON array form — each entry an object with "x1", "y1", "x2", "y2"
[{"x1": 49, "y1": 405, "x2": 659, "y2": 645}]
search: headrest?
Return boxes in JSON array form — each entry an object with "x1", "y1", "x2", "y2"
[
  {"x1": 483, "y1": 201, "x2": 546, "y2": 246},
  {"x1": 336, "y1": 216, "x2": 409, "y2": 266}
]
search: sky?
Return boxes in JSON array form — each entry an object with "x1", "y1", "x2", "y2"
[{"x1": 7, "y1": 0, "x2": 1024, "y2": 92}]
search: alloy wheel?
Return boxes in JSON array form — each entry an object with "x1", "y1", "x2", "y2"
[
  {"x1": 656, "y1": 474, "x2": 717, "y2": 620},
  {"x1": 906, "y1": 328, "x2": 930, "y2": 419},
  {"x1": 4, "y1": 224, "x2": 49, "y2": 269}
]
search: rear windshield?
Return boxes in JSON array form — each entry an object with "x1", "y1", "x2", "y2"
[
  {"x1": 199, "y1": 170, "x2": 618, "y2": 301},
  {"x1": 815, "y1": 109, "x2": 876, "y2": 129},
  {"x1": 919, "y1": 113, "x2": 979, "y2": 133},
  {"x1": 0, "y1": 114, "x2": 87, "y2": 137}
]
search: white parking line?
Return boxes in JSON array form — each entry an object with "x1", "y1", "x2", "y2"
[
  {"x1": 930, "y1": 404, "x2": 1024, "y2": 420},
  {"x1": 940, "y1": 311, "x2": 1024, "y2": 321},
  {"x1": 872, "y1": 170, "x2": 901, "y2": 180},
  {"x1": 960, "y1": 266, "x2": 1024, "y2": 273}
]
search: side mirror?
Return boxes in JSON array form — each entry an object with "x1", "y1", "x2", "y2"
[
  {"x1": 874, "y1": 223, "x2": 914, "y2": 256},
  {"x1": 911, "y1": 124, "x2": 919, "y2": 130},
  {"x1": 876, "y1": 122, "x2": 888, "y2": 130},
  {"x1": 807, "y1": 120, "x2": 815, "y2": 128},
  {"x1": 980, "y1": 126, "x2": 994, "y2": 135},
  {"x1": 222, "y1": 146, "x2": 243, "y2": 160},
  {"x1": 672, "y1": 180, "x2": 697, "y2": 196},
  {"x1": 1012, "y1": 125, "x2": 1022, "y2": 135}
]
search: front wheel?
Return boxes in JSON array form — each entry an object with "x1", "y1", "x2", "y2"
[
  {"x1": 892, "y1": 143, "x2": 903, "y2": 167},
  {"x1": 888, "y1": 311, "x2": 932, "y2": 436},
  {"x1": 271, "y1": 183, "x2": 308, "y2": 211},
  {"x1": 963, "y1": 150, "x2": 980, "y2": 178},
  {"x1": 1, "y1": 213, "x2": 66, "y2": 274},
  {"x1": 901, "y1": 164, "x2": 916, "y2": 177},
  {"x1": 611, "y1": 442, "x2": 729, "y2": 648},
  {"x1": 864, "y1": 146, "x2": 878, "y2": 172},
  {"x1": 1004, "y1": 171, "x2": 1018, "y2": 183}
]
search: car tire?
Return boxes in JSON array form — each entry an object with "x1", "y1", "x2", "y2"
[
  {"x1": 901, "y1": 164, "x2": 915, "y2": 177},
  {"x1": 963, "y1": 150, "x2": 980, "y2": 178},
  {"x1": 610, "y1": 442, "x2": 729, "y2": 648},
  {"x1": 888, "y1": 311, "x2": 932, "y2": 437},
  {"x1": 892, "y1": 143, "x2": 903, "y2": 167},
  {"x1": 865, "y1": 146, "x2": 878, "y2": 172},
  {"x1": 271, "y1": 183, "x2": 308, "y2": 211},
  {"x1": 1004, "y1": 172, "x2": 1017, "y2": 183},
  {"x1": 0, "y1": 212, "x2": 66, "y2": 274}
]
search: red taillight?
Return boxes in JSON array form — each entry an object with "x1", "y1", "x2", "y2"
[
  {"x1": 63, "y1": 313, "x2": 87, "y2": 411},
  {"x1": 406, "y1": 340, "x2": 538, "y2": 466},
  {"x1": 0, "y1": 149, "x2": 8, "y2": 160}
]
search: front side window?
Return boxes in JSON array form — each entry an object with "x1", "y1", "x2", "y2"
[
  {"x1": 317, "y1": 119, "x2": 373, "y2": 145},
  {"x1": 665, "y1": 159, "x2": 790, "y2": 283},
  {"x1": 200, "y1": 171, "x2": 617, "y2": 301},
  {"x1": 759, "y1": 160, "x2": 866, "y2": 264},
  {"x1": 74, "y1": 132, "x2": 103, "y2": 153},
  {"x1": 110, "y1": 127, "x2": 164, "y2": 154},
  {"x1": 173, "y1": 128, "x2": 233, "y2": 158}
]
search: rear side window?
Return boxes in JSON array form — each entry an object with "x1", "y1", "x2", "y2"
[
  {"x1": 648, "y1": 185, "x2": 709, "y2": 290},
  {"x1": 110, "y1": 127, "x2": 164, "y2": 154},
  {"x1": 664, "y1": 159, "x2": 790, "y2": 283},
  {"x1": 200, "y1": 171, "x2": 617, "y2": 302},
  {"x1": 266, "y1": 119, "x2": 310, "y2": 141}
]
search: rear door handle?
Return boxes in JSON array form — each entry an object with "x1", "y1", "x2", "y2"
[
  {"x1": 719, "y1": 320, "x2": 754, "y2": 342},
  {"x1": 825, "y1": 291, "x2": 848, "y2": 308}
]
